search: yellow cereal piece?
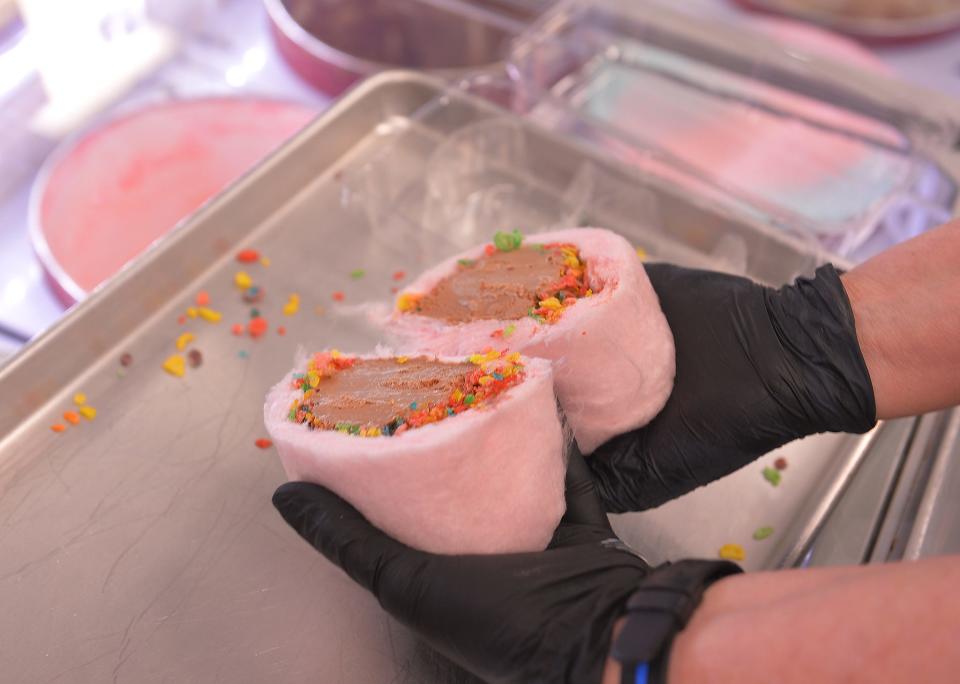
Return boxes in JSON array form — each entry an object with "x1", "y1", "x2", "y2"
[
  {"x1": 78, "y1": 406, "x2": 97, "y2": 421},
  {"x1": 73, "y1": 393, "x2": 87, "y2": 406},
  {"x1": 197, "y1": 307, "x2": 222, "y2": 323},
  {"x1": 303, "y1": 389, "x2": 315, "y2": 400},
  {"x1": 396, "y1": 293, "x2": 420, "y2": 313},
  {"x1": 452, "y1": 389, "x2": 464, "y2": 403},
  {"x1": 330, "y1": 349, "x2": 341, "y2": 358},
  {"x1": 468, "y1": 354, "x2": 484, "y2": 365},
  {"x1": 260, "y1": 256, "x2": 271, "y2": 267},
  {"x1": 163, "y1": 354, "x2": 186, "y2": 377},
  {"x1": 308, "y1": 371, "x2": 321, "y2": 388},
  {"x1": 539, "y1": 297, "x2": 562, "y2": 311},
  {"x1": 507, "y1": 352, "x2": 521, "y2": 363},
  {"x1": 234, "y1": 271, "x2": 253, "y2": 289},
  {"x1": 585, "y1": 289, "x2": 594, "y2": 297},
  {"x1": 484, "y1": 350, "x2": 501, "y2": 361},
  {"x1": 283, "y1": 293, "x2": 301, "y2": 316},
  {"x1": 478, "y1": 375, "x2": 494, "y2": 386},
  {"x1": 175, "y1": 332, "x2": 195, "y2": 351},
  {"x1": 636, "y1": 247, "x2": 648, "y2": 260},
  {"x1": 718, "y1": 543, "x2": 745, "y2": 562},
  {"x1": 563, "y1": 255, "x2": 581, "y2": 268},
  {"x1": 186, "y1": 307, "x2": 198, "y2": 319},
  {"x1": 395, "y1": 356, "x2": 409, "y2": 365}
]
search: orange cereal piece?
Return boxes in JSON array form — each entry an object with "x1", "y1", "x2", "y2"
[
  {"x1": 277, "y1": 326, "x2": 286, "y2": 336},
  {"x1": 248, "y1": 317, "x2": 269, "y2": 338},
  {"x1": 63, "y1": 411, "x2": 80, "y2": 425},
  {"x1": 50, "y1": 424, "x2": 67, "y2": 433},
  {"x1": 332, "y1": 291, "x2": 345, "y2": 302},
  {"x1": 236, "y1": 249, "x2": 260, "y2": 263},
  {"x1": 231, "y1": 323, "x2": 244, "y2": 336},
  {"x1": 196, "y1": 291, "x2": 210, "y2": 306}
]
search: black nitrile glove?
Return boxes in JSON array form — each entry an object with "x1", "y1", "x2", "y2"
[
  {"x1": 273, "y1": 453, "x2": 650, "y2": 684},
  {"x1": 590, "y1": 263, "x2": 877, "y2": 512}
]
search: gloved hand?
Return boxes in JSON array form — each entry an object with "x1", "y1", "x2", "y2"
[
  {"x1": 589, "y1": 263, "x2": 877, "y2": 512},
  {"x1": 273, "y1": 453, "x2": 650, "y2": 684}
]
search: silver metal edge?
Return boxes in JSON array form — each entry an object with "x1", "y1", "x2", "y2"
[
  {"x1": 771, "y1": 422, "x2": 886, "y2": 567},
  {"x1": 902, "y1": 408, "x2": 960, "y2": 560}
]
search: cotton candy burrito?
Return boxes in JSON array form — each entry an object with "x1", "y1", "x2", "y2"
[
  {"x1": 386, "y1": 228, "x2": 675, "y2": 454},
  {"x1": 264, "y1": 349, "x2": 566, "y2": 554}
]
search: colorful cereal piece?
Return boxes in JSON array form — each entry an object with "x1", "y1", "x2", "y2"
[
  {"x1": 120, "y1": 353, "x2": 133, "y2": 367},
  {"x1": 350, "y1": 269, "x2": 365, "y2": 279},
  {"x1": 63, "y1": 411, "x2": 80, "y2": 425},
  {"x1": 762, "y1": 466, "x2": 782, "y2": 487},
  {"x1": 282, "y1": 294, "x2": 300, "y2": 316},
  {"x1": 196, "y1": 291, "x2": 210, "y2": 306},
  {"x1": 260, "y1": 256, "x2": 271, "y2": 267},
  {"x1": 774, "y1": 457, "x2": 788, "y2": 471},
  {"x1": 231, "y1": 323, "x2": 244, "y2": 336},
  {"x1": 753, "y1": 526, "x2": 774, "y2": 541},
  {"x1": 197, "y1": 307, "x2": 222, "y2": 323},
  {"x1": 186, "y1": 307, "x2": 198, "y2": 319},
  {"x1": 493, "y1": 230, "x2": 523, "y2": 252},
  {"x1": 277, "y1": 326, "x2": 286, "y2": 336},
  {"x1": 175, "y1": 332, "x2": 195, "y2": 351},
  {"x1": 78, "y1": 406, "x2": 97, "y2": 421},
  {"x1": 248, "y1": 317, "x2": 269, "y2": 338},
  {"x1": 332, "y1": 291, "x2": 345, "y2": 302},
  {"x1": 238, "y1": 350, "x2": 249, "y2": 359},
  {"x1": 718, "y1": 543, "x2": 745, "y2": 561},
  {"x1": 636, "y1": 247, "x2": 648, "y2": 260},
  {"x1": 242, "y1": 286, "x2": 263, "y2": 304},
  {"x1": 254, "y1": 438, "x2": 273, "y2": 449},
  {"x1": 392, "y1": 270, "x2": 406, "y2": 281},
  {"x1": 187, "y1": 349, "x2": 203, "y2": 368},
  {"x1": 177, "y1": 315, "x2": 187, "y2": 325},
  {"x1": 236, "y1": 249, "x2": 260, "y2": 263},
  {"x1": 234, "y1": 271, "x2": 253, "y2": 289},
  {"x1": 163, "y1": 354, "x2": 186, "y2": 377},
  {"x1": 73, "y1": 393, "x2": 87, "y2": 406},
  {"x1": 50, "y1": 424, "x2": 66, "y2": 433}
]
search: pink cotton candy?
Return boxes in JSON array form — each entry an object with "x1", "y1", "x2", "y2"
[
  {"x1": 386, "y1": 228, "x2": 676, "y2": 454},
  {"x1": 264, "y1": 354, "x2": 566, "y2": 554}
]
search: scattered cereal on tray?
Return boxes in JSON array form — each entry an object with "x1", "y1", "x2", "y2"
[
  {"x1": 718, "y1": 543, "x2": 745, "y2": 561},
  {"x1": 277, "y1": 326, "x2": 286, "y2": 336},
  {"x1": 50, "y1": 424, "x2": 66, "y2": 433},
  {"x1": 234, "y1": 271, "x2": 253, "y2": 290},
  {"x1": 282, "y1": 294, "x2": 300, "y2": 316},
  {"x1": 63, "y1": 411, "x2": 80, "y2": 425},
  {"x1": 236, "y1": 249, "x2": 260, "y2": 263},
  {"x1": 196, "y1": 291, "x2": 210, "y2": 306},
  {"x1": 187, "y1": 307, "x2": 198, "y2": 319},
  {"x1": 248, "y1": 317, "x2": 269, "y2": 338},
  {"x1": 187, "y1": 349, "x2": 203, "y2": 368},
  {"x1": 198, "y1": 307, "x2": 222, "y2": 323},
  {"x1": 350, "y1": 269, "x2": 365, "y2": 279},
  {"x1": 242, "y1": 286, "x2": 263, "y2": 304},
  {"x1": 775, "y1": 457, "x2": 788, "y2": 471},
  {"x1": 177, "y1": 315, "x2": 187, "y2": 325},
  {"x1": 120, "y1": 353, "x2": 133, "y2": 367},
  {"x1": 238, "y1": 350, "x2": 249, "y2": 359},
  {"x1": 250, "y1": 308, "x2": 261, "y2": 318},
  {"x1": 163, "y1": 354, "x2": 186, "y2": 377},
  {"x1": 254, "y1": 438, "x2": 273, "y2": 449},
  {"x1": 175, "y1": 332, "x2": 195, "y2": 351},
  {"x1": 73, "y1": 393, "x2": 87, "y2": 406},
  {"x1": 78, "y1": 406, "x2": 97, "y2": 421},
  {"x1": 332, "y1": 291, "x2": 345, "y2": 302},
  {"x1": 231, "y1": 323, "x2": 244, "y2": 336},
  {"x1": 762, "y1": 466, "x2": 782, "y2": 487},
  {"x1": 753, "y1": 526, "x2": 774, "y2": 541},
  {"x1": 392, "y1": 270, "x2": 406, "y2": 281}
]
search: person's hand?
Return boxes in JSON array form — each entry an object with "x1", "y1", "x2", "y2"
[
  {"x1": 589, "y1": 263, "x2": 877, "y2": 512},
  {"x1": 273, "y1": 453, "x2": 650, "y2": 684}
]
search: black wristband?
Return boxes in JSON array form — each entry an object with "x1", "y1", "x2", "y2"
[{"x1": 612, "y1": 559, "x2": 742, "y2": 682}]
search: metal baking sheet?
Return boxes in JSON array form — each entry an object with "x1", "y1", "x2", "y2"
[{"x1": 0, "y1": 72, "x2": 911, "y2": 682}]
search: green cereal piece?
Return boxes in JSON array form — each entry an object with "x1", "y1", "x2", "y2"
[
  {"x1": 762, "y1": 467, "x2": 782, "y2": 487},
  {"x1": 753, "y1": 526, "x2": 774, "y2": 541},
  {"x1": 350, "y1": 269, "x2": 365, "y2": 279}
]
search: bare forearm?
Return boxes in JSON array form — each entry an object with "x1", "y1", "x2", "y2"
[
  {"x1": 842, "y1": 219, "x2": 960, "y2": 419},
  {"x1": 603, "y1": 557, "x2": 960, "y2": 683}
]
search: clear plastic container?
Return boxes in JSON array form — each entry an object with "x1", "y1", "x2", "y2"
[{"x1": 505, "y1": 0, "x2": 960, "y2": 260}]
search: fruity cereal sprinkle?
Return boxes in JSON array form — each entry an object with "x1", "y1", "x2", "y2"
[{"x1": 287, "y1": 350, "x2": 525, "y2": 437}]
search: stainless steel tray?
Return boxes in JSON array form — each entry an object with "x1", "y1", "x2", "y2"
[{"x1": 0, "y1": 72, "x2": 913, "y2": 682}]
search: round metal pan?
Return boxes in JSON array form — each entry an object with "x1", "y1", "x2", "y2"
[
  {"x1": 732, "y1": 0, "x2": 960, "y2": 43},
  {"x1": 264, "y1": 0, "x2": 539, "y2": 95},
  {"x1": 30, "y1": 97, "x2": 316, "y2": 305}
]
